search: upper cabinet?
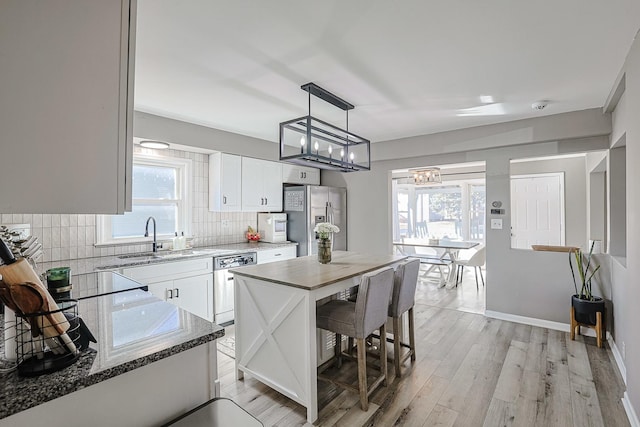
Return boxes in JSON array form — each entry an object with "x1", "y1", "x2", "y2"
[
  {"x1": 0, "y1": 0, "x2": 136, "y2": 214},
  {"x1": 241, "y1": 158, "x2": 283, "y2": 212},
  {"x1": 209, "y1": 153, "x2": 242, "y2": 212},
  {"x1": 282, "y1": 164, "x2": 320, "y2": 185}
]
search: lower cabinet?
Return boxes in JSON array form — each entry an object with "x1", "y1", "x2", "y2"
[
  {"x1": 256, "y1": 246, "x2": 297, "y2": 264},
  {"x1": 123, "y1": 258, "x2": 214, "y2": 322}
]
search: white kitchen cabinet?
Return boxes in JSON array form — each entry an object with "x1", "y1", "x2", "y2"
[
  {"x1": 241, "y1": 157, "x2": 283, "y2": 211},
  {"x1": 123, "y1": 258, "x2": 214, "y2": 321},
  {"x1": 256, "y1": 246, "x2": 297, "y2": 264},
  {"x1": 0, "y1": 0, "x2": 136, "y2": 214},
  {"x1": 209, "y1": 153, "x2": 242, "y2": 212},
  {"x1": 282, "y1": 164, "x2": 320, "y2": 185}
]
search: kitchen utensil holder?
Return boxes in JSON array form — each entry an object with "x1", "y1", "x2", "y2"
[{"x1": 15, "y1": 299, "x2": 81, "y2": 377}]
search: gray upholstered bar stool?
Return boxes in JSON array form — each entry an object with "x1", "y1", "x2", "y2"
[
  {"x1": 316, "y1": 267, "x2": 395, "y2": 411},
  {"x1": 388, "y1": 258, "x2": 421, "y2": 376}
]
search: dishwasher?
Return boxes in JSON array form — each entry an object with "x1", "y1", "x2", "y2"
[{"x1": 213, "y1": 252, "x2": 256, "y2": 325}]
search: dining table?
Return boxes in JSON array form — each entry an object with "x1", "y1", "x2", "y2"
[{"x1": 393, "y1": 239, "x2": 479, "y2": 288}]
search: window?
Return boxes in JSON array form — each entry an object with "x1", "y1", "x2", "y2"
[
  {"x1": 98, "y1": 154, "x2": 192, "y2": 245},
  {"x1": 392, "y1": 179, "x2": 485, "y2": 243}
]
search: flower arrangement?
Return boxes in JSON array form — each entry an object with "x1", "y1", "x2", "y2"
[
  {"x1": 245, "y1": 225, "x2": 261, "y2": 242},
  {"x1": 314, "y1": 222, "x2": 340, "y2": 240}
]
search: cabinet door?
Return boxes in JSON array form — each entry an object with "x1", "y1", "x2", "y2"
[
  {"x1": 241, "y1": 157, "x2": 265, "y2": 211},
  {"x1": 0, "y1": 0, "x2": 135, "y2": 214},
  {"x1": 209, "y1": 153, "x2": 241, "y2": 212},
  {"x1": 282, "y1": 164, "x2": 320, "y2": 185},
  {"x1": 262, "y1": 161, "x2": 283, "y2": 211},
  {"x1": 174, "y1": 275, "x2": 212, "y2": 321},
  {"x1": 147, "y1": 280, "x2": 173, "y2": 302}
]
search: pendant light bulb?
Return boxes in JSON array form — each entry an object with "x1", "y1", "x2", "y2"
[
  {"x1": 314, "y1": 141, "x2": 319, "y2": 151},
  {"x1": 340, "y1": 148, "x2": 345, "y2": 159},
  {"x1": 349, "y1": 152, "x2": 355, "y2": 161},
  {"x1": 328, "y1": 146, "x2": 333, "y2": 154},
  {"x1": 300, "y1": 137, "x2": 306, "y2": 147}
]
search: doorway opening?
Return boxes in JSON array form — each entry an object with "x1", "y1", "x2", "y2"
[{"x1": 391, "y1": 162, "x2": 486, "y2": 314}]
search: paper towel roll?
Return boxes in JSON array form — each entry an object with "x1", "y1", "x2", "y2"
[{"x1": 4, "y1": 307, "x2": 16, "y2": 361}]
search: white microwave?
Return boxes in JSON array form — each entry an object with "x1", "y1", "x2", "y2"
[{"x1": 257, "y1": 213, "x2": 287, "y2": 243}]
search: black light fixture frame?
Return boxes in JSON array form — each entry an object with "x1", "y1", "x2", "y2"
[{"x1": 279, "y1": 83, "x2": 370, "y2": 172}]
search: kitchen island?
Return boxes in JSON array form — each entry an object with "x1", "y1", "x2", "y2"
[
  {"x1": 230, "y1": 251, "x2": 406, "y2": 423},
  {"x1": 0, "y1": 271, "x2": 224, "y2": 426}
]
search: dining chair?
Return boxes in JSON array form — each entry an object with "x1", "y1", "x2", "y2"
[
  {"x1": 388, "y1": 258, "x2": 421, "y2": 376},
  {"x1": 454, "y1": 245, "x2": 485, "y2": 289},
  {"x1": 316, "y1": 267, "x2": 395, "y2": 411}
]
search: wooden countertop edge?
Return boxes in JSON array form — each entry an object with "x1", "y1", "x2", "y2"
[{"x1": 232, "y1": 257, "x2": 405, "y2": 290}]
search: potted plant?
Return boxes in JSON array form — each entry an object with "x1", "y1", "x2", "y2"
[{"x1": 569, "y1": 240, "x2": 604, "y2": 327}]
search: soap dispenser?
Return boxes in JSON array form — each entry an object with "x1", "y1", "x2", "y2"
[{"x1": 172, "y1": 232, "x2": 178, "y2": 250}]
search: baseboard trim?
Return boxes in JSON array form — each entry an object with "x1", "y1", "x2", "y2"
[
  {"x1": 623, "y1": 392, "x2": 640, "y2": 427},
  {"x1": 609, "y1": 336, "x2": 627, "y2": 385},
  {"x1": 484, "y1": 310, "x2": 609, "y2": 340}
]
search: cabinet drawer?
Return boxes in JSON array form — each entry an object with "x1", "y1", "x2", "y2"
[
  {"x1": 257, "y1": 246, "x2": 297, "y2": 264},
  {"x1": 123, "y1": 257, "x2": 213, "y2": 283}
]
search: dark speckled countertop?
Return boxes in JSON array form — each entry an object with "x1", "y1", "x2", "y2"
[{"x1": 0, "y1": 272, "x2": 224, "y2": 420}]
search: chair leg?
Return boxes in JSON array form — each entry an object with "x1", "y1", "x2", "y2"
[
  {"x1": 393, "y1": 316, "x2": 401, "y2": 376},
  {"x1": 356, "y1": 337, "x2": 368, "y2": 411},
  {"x1": 347, "y1": 337, "x2": 354, "y2": 356},
  {"x1": 474, "y1": 267, "x2": 479, "y2": 290},
  {"x1": 335, "y1": 333, "x2": 342, "y2": 369},
  {"x1": 380, "y1": 323, "x2": 388, "y2": 387},
  {"x1": 479, "y1": 267, "x2": 485, "y2": 287},
  {"x1": 408, "y1": 307, "x2": 416, "y2": 362}
]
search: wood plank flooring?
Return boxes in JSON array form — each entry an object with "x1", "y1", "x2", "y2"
[{"x1": 217, "y1": 269, "x2": 628, "y2": 426}]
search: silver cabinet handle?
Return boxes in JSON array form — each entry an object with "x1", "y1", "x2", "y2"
[
  {"x1": 265, "y1": 197, "x2": 268, "y2": 205},
  {"x1": 167, "y1": 289, "x2": 173, "y2": 299},
  {"x1": 223, "y1": 196, "x2": 227, "y2": 204},
  {"x1": 174, "y1": 288, "x2": 179, "y2": 298},
  {"x1": 275, "y1": 253, "x2": 281, "y2": 257}
]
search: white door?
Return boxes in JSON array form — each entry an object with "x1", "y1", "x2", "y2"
[
  {"x1": 241, "y1": 157, "x2": 264, "y2": 211},
  {"x1": 262, "y1": 161, "x2": 283, "y2": 210},
  {"x1": 511, "y1": 173, "x2": 564, "y2": 249}
]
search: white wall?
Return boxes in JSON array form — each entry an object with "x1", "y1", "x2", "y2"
[
  {"x1": 323, "y1": 113, "x2": 611, "y2": 324},
  {"x1": 610, "y1": 30, "x2": 640, "y2": 420}
]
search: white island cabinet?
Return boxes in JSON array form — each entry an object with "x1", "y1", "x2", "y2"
[
  {"x1": 0, "y1": 0, "x2": 136, "y2": 214},
  {"x1": 230, "y1": 251, "x2": 406, "y2": 423}
]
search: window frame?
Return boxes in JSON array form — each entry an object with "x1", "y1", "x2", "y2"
[{"x1": 97, "y1": 154, "x2": 192, "y2": 246}]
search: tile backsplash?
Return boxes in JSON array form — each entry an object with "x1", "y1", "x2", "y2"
[{"x1": 1, "y1": 146, "x2": 257, "y2": 263}]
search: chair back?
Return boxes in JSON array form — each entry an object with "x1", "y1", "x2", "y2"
[
  {"x1": 389, "y1": 259, "x2": 421, "y2": 318},
  {"x1": 354, "y1": 267, "x2": 395, "y2": 338},
  {"x1": 467, "y1": 245, "x2": 486, "y2": 267}
]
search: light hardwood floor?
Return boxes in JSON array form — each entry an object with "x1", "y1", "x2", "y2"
[{"x1": 217, "y1": 269, "x2": 628, "y2": 426}]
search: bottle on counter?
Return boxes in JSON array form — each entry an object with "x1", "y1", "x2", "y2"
[
  {"x1": 178, "y1": 232, "x2": 186, "y2": 249},
  {"x1": 172, "y1": 232, "x2": 178, "y2": 250}
]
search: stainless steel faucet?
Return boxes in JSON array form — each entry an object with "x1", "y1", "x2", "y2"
[{"x1": 144, "y1": 216, "x2": 159, "y2": 253}]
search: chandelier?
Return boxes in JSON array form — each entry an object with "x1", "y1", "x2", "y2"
[
  {"x1": 410, "y1": 167, "x2": 442, "y2": 185},
  {"x1": 279, "y1": 83, "x2": 370, "y2": 172}
]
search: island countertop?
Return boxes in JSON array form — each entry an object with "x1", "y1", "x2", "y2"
[{"x1": 230, "y1": 251, "x2": 406, "y2": 290}]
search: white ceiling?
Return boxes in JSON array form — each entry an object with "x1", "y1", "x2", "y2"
[{"x1": 134, "y1": 0, "x2": 640, "y2": 144}]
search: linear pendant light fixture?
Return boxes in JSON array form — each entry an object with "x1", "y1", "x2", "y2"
[
  {"x1": 410, "y1": 167, "x2": 442, "y2": 185},
  {"x1": 279, "y1": 83, "x2": 370, "y2": 172}
]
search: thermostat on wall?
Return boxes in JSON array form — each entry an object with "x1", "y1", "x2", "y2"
[{"x1": 490, "y1": 208, "x2": 505, "y2": 215}]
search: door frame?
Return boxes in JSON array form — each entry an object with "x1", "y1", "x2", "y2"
[{"x1": 510, "y1": 172, "x2": 566, "y2": 247}]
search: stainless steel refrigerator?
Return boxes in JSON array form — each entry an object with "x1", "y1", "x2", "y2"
[{"x1": 283, "y1": 185, "x2": 347, "y2": 257}]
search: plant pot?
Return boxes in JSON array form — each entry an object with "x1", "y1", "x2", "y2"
[
  {"x1": 317, "y1": 239, "x2": 332, "y2": 264},
  {"x1": 571, "y1": 294, "x2": 605, "y2": 326}
]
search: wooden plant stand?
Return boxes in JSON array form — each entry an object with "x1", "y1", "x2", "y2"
[{"x1": 570, "y1": 307, "x2": 604, "y2": 348}]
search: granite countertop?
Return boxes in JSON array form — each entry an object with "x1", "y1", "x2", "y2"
[
  {"x1": 230, "y1": 251, "x2": 406, "y2": 290},
  {"x1": 0, "y1": 272, "x2": 224, "y2": 420},
  {"x1": 36, "y1": 241, "x2": 298, "y2": 275}
]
